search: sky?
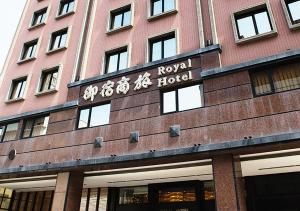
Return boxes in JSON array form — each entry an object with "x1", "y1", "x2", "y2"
[{"x1": 0, "y1": 1, "x2": 27, "y2": 72}]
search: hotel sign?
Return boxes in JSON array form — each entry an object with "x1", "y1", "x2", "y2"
[{"x1": 83, "y1": 59, "x2": 193, "y2": 102}]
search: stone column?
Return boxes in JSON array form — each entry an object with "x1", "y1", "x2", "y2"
[
  {"x1": 51, "y1": 172, "x2": 84, "y2": 211},
  {"x1": 212, "y1": 154, "x2": 247, "y2": 211}
]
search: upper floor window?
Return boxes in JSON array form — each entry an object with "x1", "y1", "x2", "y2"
[
  {"x1": 0, "y1": 122, "x2": 19, "y2": 142},
  {"x1": 58, "y1": 0, "x2": 75, "y2": 16},
  {"x1": 250, "y1": 63, "x2": 300, "y2": 96},
  {"x1": 110, "y1": 5, "x2": 131, "y2": 30},
  {"x1": 285, "y1": 0, "x2": 300, "y2": 24},
  {"x1": 22, "y1": 116, "x2": 50, "y2": 138},
  {"x1": 232, "y1": 3, "x2": 277, "y2": 44},
  {"x1": 9, "y1": 77, "x2": 27, "y2": 100},
  {"x1": 149, "y1": 32, "x2": 176, "y2": 62},
  {"x1": 105, "y1": 48, "x2": 128, "y2": 74},
  {"x1": 77, "y1": 103, "x2": 111, "y2": 129},
  {"x1": 31, "y1": 8, "x2": 47, "y2": 27},
  {"x1": 49, "y1": 28, "x2": 68, "y2": 51},
  {"x1": 20, "y1": 40, "x2": 38, "y2": 61},
  {"x1": 151, "y1": 0, "x2": 175, "y2": 16},
  {"x1": 162, "y1": 84, "x2": 204, "y2": 114},
  {"x1": 39, "y1": 68, "x2": 59, "y2": 93}
]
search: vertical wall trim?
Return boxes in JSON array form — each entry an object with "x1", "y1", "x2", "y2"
[
  {"x1": 208, "y1": 0, "x2": 218, "y2": 44},
  {"x1": 0, "y1": 0, "x2": 30, "y2": 87},
  {"x1": 195, "y1": 0, "x2": 205, "y2": 48}
]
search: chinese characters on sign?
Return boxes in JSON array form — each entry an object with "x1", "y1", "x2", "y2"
[{"x1": 82, "y1": 59, "x2": 193, "y2": 101}]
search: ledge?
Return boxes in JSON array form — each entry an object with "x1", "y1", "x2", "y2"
[
  {"x1": 235, "y1": 30, "x2": 278, "y2": 45},
  {"x1": 35, "y1": 89, "x2": 57, "y2": 97},
  {"x1": 46, "y1": 46, "x2": 67, "y2": 55},
  {"x1": 5, "y1": 98, "x2": 25, "y2": 104},
  {"x1": 147, "y1": 9, "x2": 178, "y2": 22},
  {"x1": 0, "y1": 131, "x2": 299, "y2": 175},
  {"x1": 106, "y1": 25, "x2": 133, "y2": 35},
  {"x1": 68, "y1": 44, "x2": 222, "y2": 88},
  {"x1": 55, "y1": 11, "x2": 75, "y2": 20},
  {"x1": 28, "y1": 22, "x2": 46, "y2": 31},
  {"x1": 17, "y1": 57, "x2": 36, "y2": 65},
  {"x1": 0, "y1": 100, "x2": 78, "y2": 123},
  {"x1": 201, "y1": 48, "x2": 300, "y2": 78}
]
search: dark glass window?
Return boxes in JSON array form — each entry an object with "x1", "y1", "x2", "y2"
[
  {"x1": 32, "y1": 8, "x2": 47, "y2": 26},
  {"x1": 235, "y1": 8, "x2": 272, "y2": 39},
  {"x1": 162, "y1": 84, "x2": 203, "y2": 114},
  {"x1": 151, "y1": 0, "x2": 175, "y2": 16},
  {"x1": 110, "y1": 6, "x2": 131, "y2": 30},
  {"x1": 59, "y1": 0, "x2": 75, "y2": 16},
  {"x1": 0, "y1": 188, "x2": 13, "y2": 210},
  {"x1": 0, "y1": 122, "x2": 19, "y2": 142},
  {"x1": 22, "y1": 116, "x2": 49, "y2": 138},
  {"x1": 250, "y1": 63, "x2": 300, "y2": 96},
  {"x1": 286, "y1": 0, "x2": 300, "y2": 24},
  {"x1": 119, "y1": 187, "x2": 148, "y2": 205},
  {"x1": 105, "y1": 48, "x2": 128, "y2": 73},
  {"x1": 49, "y1": 29, "x2": 68, "y2": 51},
  {"x1": 9, "y1": 78, "x2": 27, "y2": 100},
  {"x1": 39, "y1": 69, "x2": 58, "y2": 92},
  {"x1": 150, "y1": 33, "x2": 176, "y2": 62},
  {"x1": 78, "y1": 104, "x2": 111, "y2": 129},
  {"x1": 21, "y1": 40, "x2": 37, "y2": 60}
]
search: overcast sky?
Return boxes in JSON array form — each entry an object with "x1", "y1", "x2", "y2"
[{"x1": 0, "y1": 1, "x2": 26, "y2": 72}]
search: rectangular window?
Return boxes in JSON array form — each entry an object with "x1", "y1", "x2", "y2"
[
  {"x1": 21, "y1": 40, "x2": 38, "y2": 61},
  {"x1": 39, "y1": 68, "x2": 59, "y2": 92},
  {"x1": 162, "y1": 84, "x2": 204, "y2": 114},
  {"x1": 119, "y1": 187, "x2": 148, "y2": 205},
  {"x1": 79, "y1": 188, "x2": 101, "y2": 211},
  {"x1": 105, "y1": 48, "x2": 128, "y2": 73},
  {"x1": 285, "y1": 0, "x2": 300, "y2": 24},
  {"x1": 110, "y1": 6, "x2": 131, "y2": 30},
  {"x1": 22, "y1": 116, "x2": 49, "y2": 138},
  {"x1": 149, "y1": 33, "x2": 176, "y2": 62},
  {"x1": 9, "y1": 78, "x2": 27, "y2": 100},
  {"x1": 31, "y1": 8, "x2": 47, "y2": 27},
  {"x1": 78, "y1": 104, "x2": 111, "y2": 129},
  {"x1": 151, "y1": 0, "x2": 175, "y2": 16},
  {"x1": 0, "y1": 122, "x2": 19, "y2": 142},
  {"x1": 235, "y1": 8, "x2": 272, "y2": 39},
  {"x1": 49, "y1": 28, "x2": 68, "y2": 51},
  {"x1": 250, "y1": 64, "x2": 300, "y2": 96},
  {"x1": 58, "y1": 0, "x2": 75, "y2": 16},
  {"x1": 0, "y1": 188, "x2": 13, "y2": 211}
]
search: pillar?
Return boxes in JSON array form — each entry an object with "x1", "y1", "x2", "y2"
[
  {"x1": 212, "y1": 154, "x2": 247, "y2": 211},
  {"x1": 51, "y1": 172, "x2": 84, "y2": 211}
]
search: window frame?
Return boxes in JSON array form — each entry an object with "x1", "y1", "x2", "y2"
[
  {"x1": 48, "y1": 28, "x2": 69, "y2": 53},
  {"x1": 104, "y1": 47, "x2": 129, "y2": 74},
  {"x1": 30, "y1": 7, "x2": 48, "y2": 29},
  {"x1": 19, "y1": 39, "x2": 38, "y2": 62},
  {"x1": 160, "y1": 83, "x2": 204, "y2": 115},
  {"x1": 7, "y1": 77, "x2": 28, "y2": 102},
  {"x1": 148, "y1": 31, "x2": 177, "y2": 62},
  {"x1": 231, "y1": 2, "x2": 277, "y2": 44},
  {"x1": 57, "y1": 0, "x2": 76, "y2": 18},
  {"x1": 0, "y1": 122, "x2": 19, "y2": 143},
  {"x1": 281, "y1": 0, "x2": 300, "y2": 30},
  {"x1": 149, "y1": 0, "x2": 177, "y2": 19},
  {"x1": 21, "y1": 115, "x2": 50, "y2": 139},
  {"x1": 76, "y1": 103, "x2": 111, "y2": 129},
  {"x1": 37, "y1": 67, "x2": 59, "y2": 94},
  {"x1": 108, "y1": 4, "x2": 133, "y2": 33}
]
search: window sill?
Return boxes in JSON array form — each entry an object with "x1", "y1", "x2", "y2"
[
  {"x1": 55, "y1": 11, "x2": 75, "y2": 20},
  {"x1": 17, "y1": 57, "x2": 36, "y2": 65},
  {"x1": 46, "y1": 46, "x2": 67, "y2": 55},
  {"x1": 288, "y1": 22, "x2": 300, "y2": 30},
  {"x1": 147, "y1": 9, "x2": 178, "y2": 22},
  {"x1": 28, "y1": 22, "x2": 46, "y2": 31},
  {"x1": 35, "y1": 89, "x2": 57, "y2": 97},
  {"x1": 5, "y1": 98, "x2": 25, "y2": 104},
  {"x1": 106, "y1": 24, "x2": 133, "y2": 35},
  {"x1": 235, "y1": 30, "x2": 278, "y2": 45}
]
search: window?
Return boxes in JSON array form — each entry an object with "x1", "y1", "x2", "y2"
[
  {"x1": 78, "y1": 104, "x2": 111, "y2": 129},
  {"x1": 58, "y1": 0, "x2": 75, "y2": 16},
  {"x1": 151, "y1": 0, "x2": 175, "y2": 16},
  {"x1": 79, "y1": 188, "x2": 101, "y2": 211},
  {"x1": 0, "y1": 122, "x2": 19, "y2": 142},
  {"x1": 119, "y1": 187, "x2": 148, "y2": 205},
  {"x1": 9, "y1": 78, "x2": 27, "y2": 100},
  {"x1": 0, "y1": 188, "x2": 13, "y2": 210},
  {"x1": 39, "y1": 68, "x2": 59, "y2": 92},
  {"x1": 282, "y1": 0, "x2": 300, "y2": 29},
  {"x1": 22, "y1": 116, "x2": 49, "y2": 138},
  {"x1": 250, "y1": 63, "x2": 300, "y2": 96},
  {"x1": 110, "y1": 5, "x2": 131, "y2": 30},
  {"x1": 149, "y1": 33, "x2": 176, "y2": 62},
  {"x1": 105, "y1": 48, "x2": 128, "y2": 73},
  {"x1": 20, "y1": 40, "x2": 38, "y2": 61},
  {"x1": 162, "y1": 84, "x2": 203, "y2": 114},
  {"x1": 232, "y1": 3, "x2": 276, "y2": 43},
  {"x1": 31, "y1": 8, "x2": 47, "y2": 27},
  {"x1": 49, "y1": 28, "x2": 68, "y2": 51}
]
